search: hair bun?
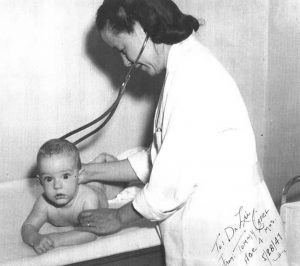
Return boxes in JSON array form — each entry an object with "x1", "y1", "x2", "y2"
[{"x1": 184, "y1": 15, "x2": 200, "y2": 32}]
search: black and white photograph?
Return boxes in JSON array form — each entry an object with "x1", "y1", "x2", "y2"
[{"x1": 0, "y1": 0, "x2": 299, "y2": 265}]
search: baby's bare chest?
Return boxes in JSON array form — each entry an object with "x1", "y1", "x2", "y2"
[{"x1": 47, "y1": 204, "x2": 83, "y2": 227}]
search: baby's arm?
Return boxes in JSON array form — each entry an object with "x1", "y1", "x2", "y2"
[
  {"x1": 46, "y1": 192, "x2": 99, "y2": 247},
  {"x1": 45, "y1": 228, "x2": 97, "y2": 248},
  {"x1": 21, "y1": 196, "x2": 54, "y2": 254}
]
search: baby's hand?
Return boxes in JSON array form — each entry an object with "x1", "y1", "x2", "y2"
[{"x1": 32, "y1": 235, "x2": 54, "y2": 254}]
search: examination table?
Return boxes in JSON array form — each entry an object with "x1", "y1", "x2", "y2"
[{"x1": 0, "y1": 177, "x2": 164, "y2": 266}]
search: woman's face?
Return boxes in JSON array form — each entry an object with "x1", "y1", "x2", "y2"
[{"x1": 100, "y1": 23, "x2": 167, "y2": 76}]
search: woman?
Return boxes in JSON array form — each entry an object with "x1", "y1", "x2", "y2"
[{"x1": 78, "y1": 0, "x2": 288, "y2": 265}]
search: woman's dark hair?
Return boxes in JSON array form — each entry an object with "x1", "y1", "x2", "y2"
[{"x1": 96, "y1": 0, "x2": 201, "y2": 44}]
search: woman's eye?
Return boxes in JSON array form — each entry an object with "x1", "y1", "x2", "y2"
[{"x1": 63, "y1": 174, "x2": 70, "y2": 179}]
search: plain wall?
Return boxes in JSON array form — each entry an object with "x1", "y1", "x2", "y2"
[{"x1": 264, "y1": 0, "x2": 300, "y2": 204}]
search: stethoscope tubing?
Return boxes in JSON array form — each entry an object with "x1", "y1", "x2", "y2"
[{"x1": 60, "y1": 35, "x2": 149, "y2": 145}]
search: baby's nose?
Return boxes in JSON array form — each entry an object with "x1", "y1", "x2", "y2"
[{"x1": 53, "y1": 178, "x2": 62, "y2": 189}]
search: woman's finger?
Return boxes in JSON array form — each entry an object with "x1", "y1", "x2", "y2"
[
  {"x1": 105, "y1": 154, "x2": 118, "y2": 162},
  {"x1": 46, "y1": 238, "x2": 54, "y2": 247},
  {"x1": 78, "y1": 210, "x2": 93, "y2": 219},
  {"x1": 46, "y1": 240, "x2": 54, "y2": 249},
  {"x1": 90, "y1": 153, "x2": 107, "y2": 163},
  {"x1": 49, "y1": 239, "x2": 54, "y2": 247},
  {"x1": 78, "y1": 217, "x2": 93, "y2": 226},
  {"x1": 42, "y1": 242, "x2": 51, "y2": 251},
  {"x1": 78, "y1": 215, "x2": 95, "y2": 226},
  {"x1": 75, "y1": 226, "x2": 99, "y2": 234},
  {"x1": 78, "y1": 209, "x2": 107, "y2": 222},
  {"x1": 79, "y1": 219, "x2": 96, "y2": 227}
]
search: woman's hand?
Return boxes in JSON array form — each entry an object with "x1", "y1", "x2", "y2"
[
  {"x1": 76, "y1": 202, "x2": 143, "y2": 235},
  {"x1": 79, "y1": 155, "x2": 139, "y2": 185},
  {"x1": 91, "y1": 152, "x2": 118, "y2": 163},
  {"x1": 79, "y1": 152, "x2": 118, "y2": 184},
  {"x1": 76, "y1": 208, "x2": 122, "y2": 235}
]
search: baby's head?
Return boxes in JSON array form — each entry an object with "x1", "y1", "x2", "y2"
[{"x1": 37, "y1": 138, "x2": 82, "y2": 207}]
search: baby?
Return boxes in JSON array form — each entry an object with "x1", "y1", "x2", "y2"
[{"x1": 21, "y1": 138, "x2": 108, "y2": 254}]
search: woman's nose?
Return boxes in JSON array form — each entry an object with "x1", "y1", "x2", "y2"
[
  {"x1": 121, "y1": 54, "x2": 132, "y2": 67},
  {"x1": 53, "y1": 178, "x2": 62, "y2": 189}
]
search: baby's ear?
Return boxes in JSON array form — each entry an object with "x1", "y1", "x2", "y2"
[
  {"x1": 77, "y1": 168, "x2": 84, "y2": 184},
  {"x1": 36, "y1": 174, "x2": 42, "y2": 185}
]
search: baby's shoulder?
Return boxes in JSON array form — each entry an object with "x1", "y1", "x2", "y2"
[
  {"x1": 76, "y1": 184, "x2": 100, "y2": 209},
  {"x1": 36, "y1": 193, "x2": 49, "y2": 204},
  {"x1": 78, "y1": 184, "x2": 98, "y2": 197},
  {"x1": 32, "y1": 193, "x2": 50, "y2": 212},
  {"x1": 77, "y1": 184, "x2": 99, "y2": 203}
]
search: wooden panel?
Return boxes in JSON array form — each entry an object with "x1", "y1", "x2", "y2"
[{"x1": 68, "y1": 246, "x2": 165, "y2": 266}]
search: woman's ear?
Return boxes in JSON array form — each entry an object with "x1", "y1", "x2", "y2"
[{"x1": 133, "y1": 21, "x2": 147, "y2": 39}]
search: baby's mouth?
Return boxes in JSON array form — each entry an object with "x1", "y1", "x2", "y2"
[{"x1": 55, "y1": 193, "x2": 67, "y2": 200}]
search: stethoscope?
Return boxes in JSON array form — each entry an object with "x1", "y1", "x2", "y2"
[
  {"x1": 61, "y1": 33, "x2": 164, "y2": 244},
  {"x1": 60, "y1": 35, "x2": 149, "y2": 145}
]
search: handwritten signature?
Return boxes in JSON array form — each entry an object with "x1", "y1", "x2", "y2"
[
  {"x1": 211, "y1": 206, "x2": 287, "y2": 265},
  {"x1": 212, "y1": 206, "x2": 270, "y2": 253}
]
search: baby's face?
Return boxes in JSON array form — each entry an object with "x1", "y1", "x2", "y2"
[{"x1": 38, "y1": 154, "x2": 80, "y2": 207}]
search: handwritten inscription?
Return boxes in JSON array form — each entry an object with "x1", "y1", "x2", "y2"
[{"x1": 211, "y1": 206, "x2": 287, "y2": 265}]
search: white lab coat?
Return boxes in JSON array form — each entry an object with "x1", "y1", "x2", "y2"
[{"x1": 129, "y1": 35, "x2": 288, "y2": 266}]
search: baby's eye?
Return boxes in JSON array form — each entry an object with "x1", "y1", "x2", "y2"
[
  {"x1": 63, "y1": 173, "x2": 71, "y2": 180},
  {"x1": 45, "y1": 176, "x2": 53, "y2": 183}
]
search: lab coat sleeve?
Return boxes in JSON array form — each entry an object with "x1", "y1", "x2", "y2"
[
  {"x1": 133, "y1": 69, "x2": 206, "y2": 221},
  {"x1": 127, "y1": 148, "x2": 151, "y2": 183}
]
